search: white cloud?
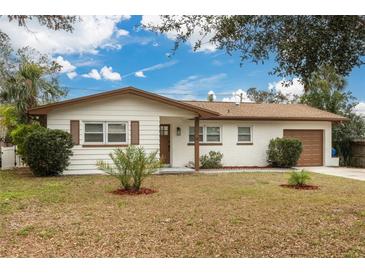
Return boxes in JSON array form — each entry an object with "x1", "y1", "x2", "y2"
[
  {"x1": 222, "y1": 89, "x2": 252, "y2": 103},
  {"x1": 82, "y1": 69, "x2": 101, "y2": 80},
  {"x1": 268, "y1": 78, "x2": 304, "y2": 100},
  {"x1": 141, "y1": 15, "x2": 217, "y2": 53},
  {"x1": 100, "y1": 66, "x2": 122, "y2": 81},
  {"x1": 55, "y1": 56, "x2": 77, "y2": 79},
  {"x1": 82, "y1": 66, "x2": 121, "y2": 81},
  {"x1": 66, "y1": 71, "x2": 78, "y2": 79},
  {"x1": 160, "y1": 73, "x2": 227, "y2": 99},
  {"x1": 116, "y1": 29, "x2": 129, "y2": 37},
  {"x1": 125, "y1": 60, "x2": 178, "y2": 78},
  {"x1": 135, "y1": 71, "x2": 146, "y2": 78},
  {"x1": 207, "y1": 90, "x2": 217, "y2": 100},
  {"x1": 354, "y1": 102, "x2": 365, "y2": 116},
  {"x1": 0, "y1": 16, "x2": 130, "y2": 54}
]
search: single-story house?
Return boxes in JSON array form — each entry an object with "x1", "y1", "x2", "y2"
[{"x1": 28, "y1": 86, "x2": 346, "y2": 175}]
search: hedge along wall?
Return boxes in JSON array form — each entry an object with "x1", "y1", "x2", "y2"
[{"x1": 351, "y1": 139, "x2": 365, "y2": 167}]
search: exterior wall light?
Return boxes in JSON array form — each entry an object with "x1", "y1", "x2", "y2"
[{"x1": 176, "y1": 127, "x2": 181, "y2": 136}]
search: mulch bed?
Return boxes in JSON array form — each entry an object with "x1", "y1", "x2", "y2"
[
  {"x1": 202, "y1": 166, "x2": 292, "y2": 170},
  {"x1": 111, "y1": 187, "x2": 157, "y2": 196},
  {"x1": 280, "y1": 184, "x2": 319, "y2": 190}
]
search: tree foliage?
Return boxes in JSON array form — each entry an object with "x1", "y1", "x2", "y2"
[
  {"x1": 301, "y1": 65, "x2": 365, "y2": 165},
  {"x1": 246, "y1": 87, "x2": 297, "y2": 103},
  {"x1": 0, "y1": 47, "x2": 67, "y2": 123},
  {"x1": 10, "y1": 123, "x2": 45, "y2": 159},
  {"x1": 0, "y1": 16, "x2": 78, "y2": 48},
  {"x1": 145, "y1": 16, "x2": 365, "y2": 86}
]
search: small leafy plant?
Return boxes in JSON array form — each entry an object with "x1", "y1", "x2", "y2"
[
  {"x1": 97, "y1": 146, "x2": 161, "y2": 191},
  {"x1": 200, "y1": 151, "x2": 223, "y2": 169},
  {"x1": 288, "y1": 170, "x2": 311, "y2": 186}
]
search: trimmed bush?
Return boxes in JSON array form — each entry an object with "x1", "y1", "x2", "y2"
[
  {"x1": 288, "y1": 170, "x2": 311, "y2": 186},
  {"x1": 267, "y1": 138, "x2": 303, "y2": 167},
  {"x1": 97, "y1": 146, "x2": 161, "y2": 191},
  {"x1": 200, "y1": 151, "x2": 223, "y2": 169},
  {"x1": 11, "y1": 124, "x2": 45, "y2": 159},
  {"x1": 23, "y1": 129, "x2": 73, "y2": 176}
]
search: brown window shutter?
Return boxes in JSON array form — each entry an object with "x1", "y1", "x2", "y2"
[
  {"x1": 130, "y1": 121, "x2": 139, "y2": 145},
  {"x1": 70, "y1": 120, "x2": 80, "y2": 145}
]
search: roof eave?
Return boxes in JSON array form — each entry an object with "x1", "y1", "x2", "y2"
[
  {"x1": 200, "y1": 116, "x2": 348, "y2": 122},
  {"x1": 28, "y1": 86, "x2": 220, "y2": 117}
]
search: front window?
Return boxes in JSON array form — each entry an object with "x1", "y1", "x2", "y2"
[
  {"x1": 238, "y1": 127, "x2": 252, "y2": 142},
  {"x1": 84, "y1": 121, "x2": 127, "y2": 144},
  {"x1": 107, "y1": 123, "x2": 126, "y2": 143},
  {"x1": 206, "y1": 127, "x2": 221, "y2": 142},
  {"x1": 84, "y1": 123, "x2": 104, "y2": 143},
  {"x1": 189, "y1": 127, "x2": 203, "y2": 142}
]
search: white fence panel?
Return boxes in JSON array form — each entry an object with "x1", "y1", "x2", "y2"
[
  {"x1": 1, "y1": 146, "x2": 16, "y2": 170},
  {"x1": 1, "y1": 146, "x2": 26, "y2": 170}
]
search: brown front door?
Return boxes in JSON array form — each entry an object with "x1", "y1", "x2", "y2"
[
  {"x1": 283, "y1": 129, "x2": 324, "y2": 166},
  {"x1": 160, "y1": 124, "x2": 170, "y2": 164}
]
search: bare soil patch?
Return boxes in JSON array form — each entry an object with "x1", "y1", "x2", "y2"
[
  {"x1": 111, "y1": 187, "x2": 157, "y2": 196},
  {"x1": 280, "y1": 184, "x2": 319, "y2": 190}
]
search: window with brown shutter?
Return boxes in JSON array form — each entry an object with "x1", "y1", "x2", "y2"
[
  {"x1": 130, "y1": 121, "x2": 139, "y2": 145},
  {"x1": 70, "y1": 120, "x2": 80, "y2": 145}
]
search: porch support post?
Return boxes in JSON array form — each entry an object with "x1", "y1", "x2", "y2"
[{"x1": 194, "y1": 116, "x2": 200, "y2": 171}]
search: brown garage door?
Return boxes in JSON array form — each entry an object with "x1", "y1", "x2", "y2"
[{"x1": 283, "y1": 130, "x2": 323, "y2": 166}]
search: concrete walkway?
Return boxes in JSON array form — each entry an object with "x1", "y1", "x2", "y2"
[
  {"x1": 199, "y1": 168, "x2": 292, "y2": 174},
  {"x1": 157, "y1": 167, "x2": 293, "y2": 174},
  {"x1": 297, "y1": 166, "x2": 365, "y2": 181}
]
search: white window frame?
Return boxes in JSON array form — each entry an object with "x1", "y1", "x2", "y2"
[
  {"x1": 84, "y1": 122, "x2": 105, "y2": 144},
  {"x1": 188, "y1": 125, "x2": 222, "y2": 144},
  {"x1": 237, "y1": 126, "x2": 253, "y2": 144},
  {"x1": 106, "y1": 122, "x2": 127, "y2": 144},
  {"x1": 188, "y1": 126, "x2": 204, "y2": 143},
  {"x1": 83, "y1": 121, "x2": 128, "y2": 145},
  {"x1": 205, "y1": 126, "x2": 222, "y2": 143}
]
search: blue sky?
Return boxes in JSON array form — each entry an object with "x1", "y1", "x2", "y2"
[{"x1": 1, "y1": 15, "x2": 364, "y2": 103}]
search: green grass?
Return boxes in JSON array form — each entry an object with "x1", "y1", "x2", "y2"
[{"x1": 0, "y1": 168, "x2": 364, "y2": 257}]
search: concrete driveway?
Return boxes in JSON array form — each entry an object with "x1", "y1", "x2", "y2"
[{"x1": 298, "y1": 166, "x2": 365, "y2": 181}]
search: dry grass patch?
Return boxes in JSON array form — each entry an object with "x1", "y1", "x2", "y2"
[{"x1": 0, "y1": 169, "x2": 364, "y2": 257}]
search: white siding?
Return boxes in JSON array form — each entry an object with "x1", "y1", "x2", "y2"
[
  {"x1": 47, "y1": 94, "x2": 195, "y2": 174},
  {"x1": 160, "y1": 117, "x2": 335, "y2": 168}
]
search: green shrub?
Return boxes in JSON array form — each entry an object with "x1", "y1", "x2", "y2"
[
  {"x1": 97, "y1": 146, "x2": 161, "y2": 191},
  {"x1": 11, "y1": 124, "x2": 45, "y2": 159},
  {"x1": 23, "y1": 129, "x2": 73, "y2": 176},
  {"x1": 267, "y1": 138, "x2": 303, "y2": 167},
  {"x1": 200, "y1": 151, "x2": 223, "y2": 169},
  {"x1": 288, "y1": 170, "x2": 311, "y2": 186}
]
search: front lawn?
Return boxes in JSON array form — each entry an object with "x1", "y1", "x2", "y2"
[{"x1": 0, "y1": 169, "x2": 364, "y2": 257}]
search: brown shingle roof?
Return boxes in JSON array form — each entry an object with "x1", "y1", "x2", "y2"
[
  {"x1": 183, "y1": 101, "x2": 347, "y2": 121},
  {"x1": 28, "y1": 86, "x2": 347, "y2": 122}
]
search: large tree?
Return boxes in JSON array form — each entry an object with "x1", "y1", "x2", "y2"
[
  {"x1": 145, "y1": 16, "x2": 365, "y2": 89},
  {"x1": 0, "y1": 47, "x2": 67, "y2": 123},
  {"x1": 301, "y1": 66, "x2": 365, "y2": 165}
]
